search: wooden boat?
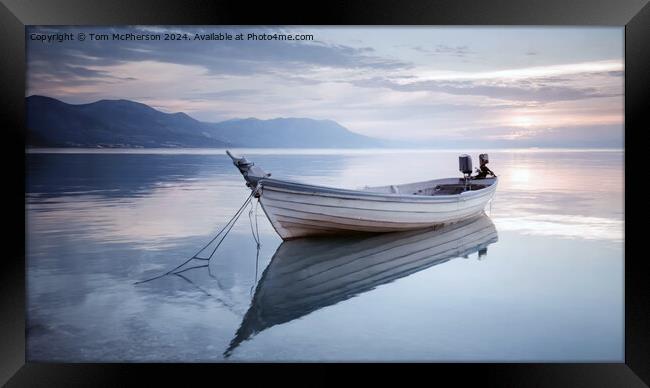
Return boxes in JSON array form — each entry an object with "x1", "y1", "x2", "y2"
[
  {"x1": 227, "y1": 150, "x2": 498, "y2": 240},
  {"x1": 224, "y1": 213, "x2": 498, "y2": 356}
]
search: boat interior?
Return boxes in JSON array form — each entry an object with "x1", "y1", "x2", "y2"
[{"x1": 362, "y1": 177, "x2": 496, "y2": 196}]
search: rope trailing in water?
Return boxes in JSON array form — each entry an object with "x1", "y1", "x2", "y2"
[{"x1": 134, "y1": 184, "x2": 261, "y2": 285}]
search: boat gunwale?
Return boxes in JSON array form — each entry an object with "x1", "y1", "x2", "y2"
[{"x1": 257, "y1": 176, "x2": 498, "y2": 203}]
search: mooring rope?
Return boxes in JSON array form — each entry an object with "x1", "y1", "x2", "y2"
[
  {"x1": 254, "y1": 199, "x2": 260, "y2": 244},
  {"x1": 134, "y1": 184, "x2": 261, "y2": 285},
  {"x1": 248, "y1": 199, "x2": 261, "y2": 247},
  {"x1": 248, "y1": 197, "x2": 262, "y2": 297}
]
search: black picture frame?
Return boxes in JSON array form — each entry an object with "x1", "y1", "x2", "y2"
[{"x1": 2, "y1": 0, "x2": 647, "y2": 385}]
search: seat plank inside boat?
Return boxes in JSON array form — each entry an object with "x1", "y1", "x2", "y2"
[
  {"x1": 362, "y1": 178, "x2": 494, "y2": 196},
  {"x1": 417, "y1": 184, "x2": 487, "y2": 196}
]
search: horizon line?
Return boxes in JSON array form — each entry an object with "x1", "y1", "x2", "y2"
[{"x1": 26, "y1": 147, "x2": 625, "y2": 155}]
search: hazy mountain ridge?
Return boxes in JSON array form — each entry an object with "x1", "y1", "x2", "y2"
[
  {"x1": 208, "y1": 117, "x2": 386, "y2": 148},
  {"x1": 26, "y1": 96, "x2": 387, "y2": 148}
]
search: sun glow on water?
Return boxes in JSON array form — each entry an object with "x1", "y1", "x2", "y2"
[{"x1": 510, "y1": 168, "x2": 531, "y2": 184}]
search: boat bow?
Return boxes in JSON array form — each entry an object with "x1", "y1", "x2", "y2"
[{"x1": 226, "y1": 150, "x2": 271, "y2": 186}]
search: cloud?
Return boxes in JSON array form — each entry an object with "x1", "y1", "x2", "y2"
[
  {"x1": 350, "y1": 79, "x2": 610, "y2": 102},
  {"x1": 27, "y1": 61, "x2": 140, "y2": 94},
  {"x1": 433, "y1": 44, "x2": 473, "y2": 56},
  {"x1": 349, "y1": 70, "x2": 622, "y2": 103},
  {"x1": 27, "y1": 26, "x2": 410, "y2": 81},
  {"x1": 191, "y1": 89, "x2": 262, "y2": 99},
  {"x1": 480, "y1": 124, "x2": 624, "y2": 148},
  {"x1": 412, "y1": 44, "x2": 473, "y2": 57},
  {"x1": 409, "y1": 60, "x2": 622, "y2": 81}
]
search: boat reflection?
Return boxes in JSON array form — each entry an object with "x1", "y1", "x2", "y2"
[{"x1": 224, "y1": 213, "x2": 498, "y2": 357}]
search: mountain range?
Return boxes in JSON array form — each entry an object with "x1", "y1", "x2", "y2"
[{"x1": 26, "y1": 95, "x2": 387, "y2": 148}]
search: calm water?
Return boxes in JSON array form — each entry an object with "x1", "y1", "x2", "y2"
[{"x1": 26, "y1": 149, "x2": 624, "y2": 362}]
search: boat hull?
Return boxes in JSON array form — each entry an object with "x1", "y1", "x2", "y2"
[{"x1": 257, "y1": 178, "x2": 498, "y2": 239}]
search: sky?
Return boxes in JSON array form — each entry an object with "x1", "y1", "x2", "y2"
[{"x1": 26, "y1": 26, "x2": 624, "y2": 147}]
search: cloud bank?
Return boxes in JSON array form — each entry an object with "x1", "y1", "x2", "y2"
[{"x1": 26, "y1": 26, "x2": 624, "y2": 147}]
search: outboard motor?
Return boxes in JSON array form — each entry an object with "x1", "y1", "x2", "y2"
[
  {"x1": 475, "y1": 153, "x2": 497, "y2": 179},
  {"x1": 459, "y1": 154, "x2": 473, "y2": 190},
  {"x1": 459, "y1": 154, "x2": 473, "y2": 177}
]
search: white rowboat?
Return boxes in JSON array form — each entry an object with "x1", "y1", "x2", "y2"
[{"x1": 227, "y1": 150, "x2": 498, "y2": 240}]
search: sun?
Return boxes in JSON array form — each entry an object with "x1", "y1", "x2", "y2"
[{"x1": 510, "y1": 116, "x2": 536, "y2": 128}]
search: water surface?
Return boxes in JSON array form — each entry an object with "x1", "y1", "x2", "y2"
[{"x1": 26, "y1": 149, "x2": 624, "y2": 362}]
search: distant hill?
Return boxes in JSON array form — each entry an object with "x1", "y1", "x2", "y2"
[
  {"x1": 207, "y1": 118, "x2": 385, "y2": 148},
  {"x1": 26, "y1": 96, "x2": 386, "y2": 148},
  {"x1": 26, "y1": 95, "x2": 229, "y2": 148}
]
